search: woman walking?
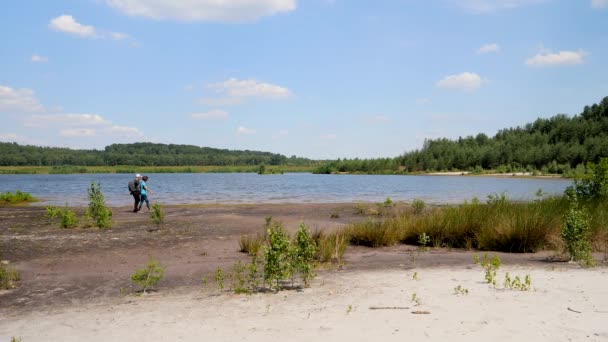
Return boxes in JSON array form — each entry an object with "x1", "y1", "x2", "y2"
[{"x1": 138, "y1": 175, "x2": 152, "y2": 212}]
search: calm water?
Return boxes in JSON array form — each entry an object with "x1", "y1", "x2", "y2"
[{"x1": 0, "y1": 173, "x2": 570, "y2": 206}]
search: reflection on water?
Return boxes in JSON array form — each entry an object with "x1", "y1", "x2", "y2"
[{"x1": 0, "y1": 173, "x2": 570, "y2": 206}]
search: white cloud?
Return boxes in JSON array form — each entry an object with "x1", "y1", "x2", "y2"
[
  {"x1": 104, "y1": 0, "x2": 297, "y2": 22},
  {"x1": 108, "y1": 125, "x2": 144, "y2": 137},
  {"x1": 60, "y1": 128, "x2": 97, "y2": 137},
  {"x1": 210, "y1": 78, "x2": 291, "y2": 99},
  {"x1": 592, "y1": 0, "x2": 608, "y2": 8},
  {"x1": 109, "y1": 31, "x2": 129, "y2": 40},
  {"x1": 237, "y1": 126, "x2": 256, "y2": 135},
  {"x1": 191, "y1": 110, "x2": 229, "y2": 120},
  {"x1": 31, "y1": 55, "x2": 49, "y2": 63},
  {"x1": 0, "y1": 85, "x2": 44, "y2": 112},
  {"x1": 29, "y1": 114, "x2": 111, "y2": 127},
  {"x1": 437, "y1": 72, "x2": 484, "y2": 91},
  {"x1": 203, "y1": 78, "x2": 291, "y2": 106},
  {"x1": 49, "y1": 15, "x2": 97, "y2": 38},
  {"x1": 450, "y1": 0, "x2": 548, "y2": 13},
  {"x1": 525, "y1": 50, "x2": 587, "y2": 67},
  {"x1": 477, "y1": 43, "x2": 500, "y2": 54}
]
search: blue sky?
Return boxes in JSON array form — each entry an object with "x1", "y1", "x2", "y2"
[{"x1": 1, "y1": 0, "x2": 607, "y2": 159}]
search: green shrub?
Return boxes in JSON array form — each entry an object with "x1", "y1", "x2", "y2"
[
  {"x1": 412, "y1": 199, "x2": 426, "y2": 215},
  {"x1": 228, "y1": 261, "x2": 250, "y2": 294},
  {"x1": 263, "y1": 223, "x2": 292, "y2": 292},
  {"x1": 45, "y1": 205, "x2": 61, "y2": 221},
  {"x1": 0, "y1": 190, "x2": 35, "y2": 204},
  {"x1": 130, "y1": 258, "x2": 165, "y2": 293},
  {"x1": 503, "y1": 272, "x2": 532, "y2": 291},
  {"x1": 568, "y1": 158, "x2": 608, "y2": 201},
  {"x1": 150, "y1": 203, "x2": 165, "y2": 225},
  {"x1": 291, "y1": 223, "x2": 317, "y2": 287},
  {"x1": 87, "y1": 182, "x2": 112, "y2": 229},
  {"x1": 214, "y1": 267, "x2": 225, "y2": 290},
  {"x1": 59, "y1": 206, "x2": 78, "y2": 229},
  {"x1": 0, "y1": 262, "x2": 21, "y2": 289},
  {"x1": 561, "y1": 197, "x2": 594, "y2": 266},
  {"x1": 475, "y1": 253, "x2": 501, "y2": 286}
]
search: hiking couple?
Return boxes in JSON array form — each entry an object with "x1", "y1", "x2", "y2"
[{"x1": 128, "y1": 174, "x2": 152, "y2": 213}]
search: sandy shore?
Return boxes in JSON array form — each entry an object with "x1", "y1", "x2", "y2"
[{"x1": 2, "y1": 265, "x2": 607, "y2": 341}]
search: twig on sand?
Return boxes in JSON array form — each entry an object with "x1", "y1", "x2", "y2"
[
  {"x1": 369, "y1": 306, "x2": 410, "y2": 310},
  {"x1": 567, "y1": 307, "x2": 582, "y2": 314},
  {"x1": 411, "y1": 310, "x2": 431, "y2": 315}
]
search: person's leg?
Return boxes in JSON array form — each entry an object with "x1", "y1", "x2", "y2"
[
  {"x1": 138, "y1": 194, "x2": 145, "y2": 211},
  {"x1": 144, "y1": 195, "x2": 150, "y2": 210},
  {"x1": 133, "y1": 193, "x2": 140, "y2": 212}
]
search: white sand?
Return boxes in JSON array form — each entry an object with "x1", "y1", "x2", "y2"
[{"x1": 2, "y1": 265, "x2": 607, "y2": 342}]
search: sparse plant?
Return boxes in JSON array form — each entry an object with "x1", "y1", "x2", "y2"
[
  {"x1": 418, "y1": 233, "x2": 431, "y2": 251},
  {"x1": 330, "y1": 210, "x2": 340, "y2": 219},
  {"x1": 411, "y1": 293, "x2": 421, "y2": 306},
  {"x1": 130, "y1": 257, "x2": 165, "y2": 293},
  {"x1": 503, "y1": 272, "x2": 532, "y2": 291},
  {"x1": 202, "y1": 276, "x2": 208, "y2": 286},
  {"x1": 314, "y1": 230, "x2": 347, "y2": 263},
  {"x1": 291, "y1": 223, "x2": 318, "y2": 287},
  {"x1": 59, "y1": 205, "x2": 78, "y2": 229},
  {"x1": 214, "y1": 267, "x2": 225, "y2": 290},
  {"x1": 347, "y1": 304, "x2": 353, "y2": 314},
  {"x1": 478, "y1": 253, "x2": 501, "y2": 287},
  {"x1": 354, "y1": 204, "x2": 366, "y2": 215},
  {"x1": 412, "y1": 199, "x2": 426, "y2": 215},
  {"x1": 0, "y1": 262, "x2": 21, "y2": 289},
  {"x1": 228, "y1": 260, "x2": 250, "y2": 294},
  {"x1": 412, "y1": 272, "x2": 418, "y2": 280},
  {"x1": 150, "y1": 203, "x2": 165, "y2": 225},
  {"x1": 239, "y1": 232, "x2": 265, "y2": 256},
  {"x1": 561, "y1": 194, "x2": 594, "y2": 267},
  {"x1": 487, "y1": 192, "x2": 509, "y2": 206},
  {"x1": 11, "y1": 337, "x2": 22, "y2": 342},
  {"x1": 0, "y1": 190, "x2": 35, "y2": 204},
  {"x1": 263, "y1": 223, "x2": 292, "y2": 292},
  {"x1": 87, "y1": 182, "x2": 112, "y2": 229},
  {"x1": 383, "y1": 197, "x2": 395, "y2": 208},
  {"x1": 45, "y1": 205, "x2": 61, "y2": 221},
  {"x1": 453, "y1": 285, "x2": 469, "y2": 296}
]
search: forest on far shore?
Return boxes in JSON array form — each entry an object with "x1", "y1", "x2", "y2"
[
  {"x1": 314, "y1": 96, "x2": 608, "y2": 175},
  {"x1": 1, "y1": 96, "x2": 607, "y2": 176}
]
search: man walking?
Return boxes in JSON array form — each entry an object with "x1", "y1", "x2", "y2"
[{"x1": 128, "y1": 174, "x2": 141, "y2": 213}]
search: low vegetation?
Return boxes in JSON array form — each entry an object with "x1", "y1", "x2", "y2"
[
  {"x1": 0, "y1": 262, "x2": 21, "y2": 289},
  {"x1": 130, "y1": 258, "x2": 165, "y2": 294},
  {"x1": 0, "y1": 190, "x2": 35, "y2": 204},
  {"x1": 150, "y1": 203, "x2": 165, "y2": 225},
  {"x1": 87, "y1": 182, "x2": 112, "y2": 229}
]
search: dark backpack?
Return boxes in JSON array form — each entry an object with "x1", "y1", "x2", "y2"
[{"x1": 128, "y1": 180, "x2": 139, "y2": 194}]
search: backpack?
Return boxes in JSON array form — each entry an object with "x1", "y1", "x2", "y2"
[{"x1": 128, "y1": 180, "x2": 139, "y2": 194}]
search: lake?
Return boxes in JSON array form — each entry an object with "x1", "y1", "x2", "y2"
[{"x1": 0, "y1": 173, "x2": 571, "y2": 206}]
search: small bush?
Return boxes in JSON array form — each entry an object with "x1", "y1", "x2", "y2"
[
  {"x1": 0, "y1": 262, "x2": 21, "y2": 289},
  {"x1": 353, "y1": 204, "x2": 366, "y2": 215},
  {"x1": 214, "y1": 267, "x2": 225, "y2": 290},
  {"x1": 0, "y1": 190, "x2": 35, "y2": 204},
  {"x1": 314, "y1": 230, "x2": 348, "y2": 263},
  {"x1": 475, "y1": 253, "x2": 501, "y2": 286},
  {"x1": 87, "y1": 182, "x2": 112, "y2": 229},
  {"x1": 503, "y1": 272, "x2": 532, "y2": 291},
  {"x1": 59, "y1": 206, "x2": 78, "y2": 229},
  {"x1": 412, "y1": 199, "x2": 426, "y2": 215},
  {"x1": 239, "y1": 232, "x2": 265, "y2": 256},
  {"x1": 130, "y1": 258, "x2": 165, "y2": 293},
  {"x1": 291, "y1": 223, "x2": 317, "y2": 287},
  {"x1": 150, "y1": 203, "x2": 165, "y2": 225},
  {"x1": 383, "y1": 197, "x2": 394, "y2": 208},
  {"x1": 45, "y1": 205, "x2": 61, "y2": 221},
  {"x1": 228, "y1": 261, "x2": 250, "y2": 294},
  {"x1": 561, "y1": 197, "x2": 594, "y2": 266},
  {"x1": 263, "y1": 223, "x2": 292, "y2": 292}
]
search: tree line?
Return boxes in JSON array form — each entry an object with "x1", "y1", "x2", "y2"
[
  {"x1": 0, "y1": 142, "x2": 315, "y2": 167},
  {"x1": 315, "y1": 96, "x2": 608, "y2": 174}
]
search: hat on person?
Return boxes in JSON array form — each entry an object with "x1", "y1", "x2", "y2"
[{"x1": 135, "y1": 173, "x2": 141, "y2": 178}]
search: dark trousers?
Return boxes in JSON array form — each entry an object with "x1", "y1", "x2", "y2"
[{"x1": 132, "y1": 192, "x2": 141, "y2": 212}]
